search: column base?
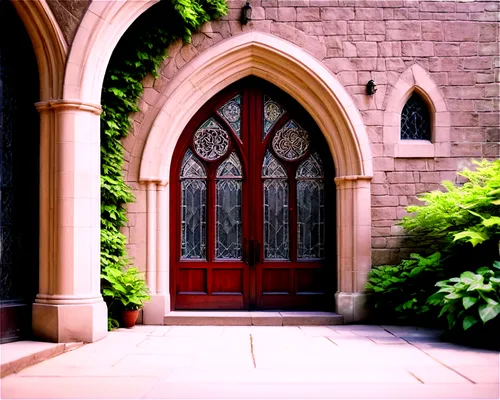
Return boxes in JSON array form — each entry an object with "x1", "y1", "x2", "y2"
[
  {"x1": 335, "y1": 292, "x2": 368, "y2": 323},
  {"x1": 143, "y1": 294, "x2": 169, "y2": 325},
  {"x1": 32, "y1": 301, "x2": 108, "y2": 343}
]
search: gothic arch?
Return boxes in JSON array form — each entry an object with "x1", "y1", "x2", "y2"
[
  {"x1": 64, "y1": 0, "x2": 158, "y2": 102},
  {"x1": 139, "y1": 31, "x2": 372, "y2": 180},
  {"x1": 10, "y1": 0, "x2": 67, "y2": 100},
  {"x1": 138, "y1": 32, "x2": 373, "y2": 323},
  {"x1": 383, "y1": 64, "x2": 450, "y2": 158}
]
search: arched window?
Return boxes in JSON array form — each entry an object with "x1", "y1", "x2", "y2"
[{"x1": 400, "y1": 93, "x2": 431, "y2": 140}]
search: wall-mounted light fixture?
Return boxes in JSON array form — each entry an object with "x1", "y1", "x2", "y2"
[
  {"x1": 366, "y1": 80, "x2": 377, "y2": 95},
  {"x1": 241, "y1": 1, "x2": 252, "y2": 25}
]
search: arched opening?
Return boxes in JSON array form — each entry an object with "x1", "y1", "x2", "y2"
[
  {"x1": 400, "y1": 92, "x2": 432, "y2": 141},
  {"x1": 138, "y1": 32, "x2": 372, "y2": 322},
  {"x1": 170, "y1": 77, "x2": 336, "y2": 310},
  {"x1": 0, "y1": 1, "x2": 40, "y2": 343}
]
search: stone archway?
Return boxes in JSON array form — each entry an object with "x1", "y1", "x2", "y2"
[{"x1": 139, "y1": 32, "x2": 373, "y2": 323}]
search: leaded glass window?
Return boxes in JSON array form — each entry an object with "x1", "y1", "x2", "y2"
[
  {"x1": 215, "y1": 152, "x2": 243, "y2": 259},
  {"x1": 217, "y1": 95, "x2": 242, "y2": 138},
  {"x1": 263, "y1": 95, "x2": 285, "y2": 139},
  {"x1": 296, "y1": 153, "x2": 325, "y2": 259},
  {"x1": 272, "y1": 120, "x2": 310, "y2": 161},
  {"x1": 193, "y1": 118, "x2": 230, "y2": 160},
  {"x1": 180, "y1": 150, "x2": 206, "y2": 259},
  {"x1": 262, "y1": 150, "x2": 289, "y2": 259},
  {"x1": 401, "y1": 93, "x2": 431, "y2": 140}
]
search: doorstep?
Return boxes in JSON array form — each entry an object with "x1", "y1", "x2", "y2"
[
  {"x1": 163, "y1": 311, "x2": 344, "y2": 326},
  {"x1": 0, "y1": 340, "x2": 82, "y2": 378}
]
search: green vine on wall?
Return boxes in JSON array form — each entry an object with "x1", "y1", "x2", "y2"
[{"x1": 100, "y1": 0, "x2": 228, "y2": 328}]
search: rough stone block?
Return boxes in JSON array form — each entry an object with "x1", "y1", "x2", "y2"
[
  {"x1": 444, "y1": 22, "x2": 479, "y2": 41},
  {"x1": 322, "y1": 20, "x2": 347, "y2": 35},
  {"x1": 464, "y1": 57, "x2": 495, "y2": 70},
  {"x1": 402, "y1": 41, "x2": 434, "y2": 57},
  {"x1": 448, "y1": 72, "x2": 476, "y2": 86},
  {"x1": 297, "y1": 7, "x2": 320, "y2": 21},
  {"x1": 421, "y1": 21, "x2": 443, "y2": 41},
  {"x1": 386, "y1": 21, "x2": 421, "y2": 40},
  {"x1": 320, "y1": 7, "x2": 355, "y2": 20},
  {"x1": 479, "y1": 23, "x2": 499, "y2": 42},
  {"x1": 277, "y1": 7, "x2": 297, "y2": 21},
  {"x1": 389, "y1": 184, "x2": 416, "y2": 196},
  {"x1": 355, "y1": 42, "x2": 378, "y2": 57},
  {"x1": 451, "y1": 143, "x2": 483, "y2": 157},
  {"x1": 355, "y1": 7, "x2": 383, "y2": 20}
]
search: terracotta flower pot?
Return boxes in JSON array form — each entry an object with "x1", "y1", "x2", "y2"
[{"x1": 122, "y1": 309, "x2": 140, "y2": 328}]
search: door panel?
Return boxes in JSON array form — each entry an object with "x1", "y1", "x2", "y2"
[{"x1": 170, "y1": 78, "x2": 335, "y2": 311}]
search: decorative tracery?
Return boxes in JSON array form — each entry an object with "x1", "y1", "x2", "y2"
[
  {"x1": 272, "y1": 120, "x2": 310, "y2": 160},
  {"x1": 218, "y1": 95, "x2": 242, "y2": 138},
  {"x1": 401, "y1": 93, "x2": 431, "y2": 140},
  {"x1": 193, "y1": 118, "x2": 230, "y2": 160}
]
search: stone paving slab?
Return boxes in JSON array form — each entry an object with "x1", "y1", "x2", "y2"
[{"x1": 1, "y1": 325, "x2": 498, "y2": 399}]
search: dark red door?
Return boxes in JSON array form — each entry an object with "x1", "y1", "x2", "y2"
[{"x1": 170, "y1": 78, "x2": 335, "y2": 310}]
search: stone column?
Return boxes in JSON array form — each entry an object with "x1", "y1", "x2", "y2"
[
  {"x1": 33, "y1": 100, "x2": 107, "y2": 343},
  {"x1": 334, "y1": 175, "x2": 372, "y2": 323},
  {"x1": 143, "y1": 181, "x2": 169, "y2": 325}
]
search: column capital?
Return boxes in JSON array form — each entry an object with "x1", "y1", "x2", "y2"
[
  {"x1": 35, "y1": 99, "x2": 102, "y2": 115},
  {"x1": 141, "y1": 178, "x2": 169, "y2": 187}
]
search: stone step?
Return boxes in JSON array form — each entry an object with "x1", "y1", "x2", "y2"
[
  {"x1": 0, "y1": 341, "x2": 82, "y2": 378},
  {"x1": 163, "y1": 311, "x2": 344, "y2": 326}
]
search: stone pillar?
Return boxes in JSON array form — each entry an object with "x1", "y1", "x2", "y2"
[
  {"x1": 33, "y1": 100, "x2": 107, "y2": 343},
  {"x1": 143, "y1": 181, "x2": 169, "y2": 325},
  {"x1": 334, "y1": 175, "x2": 372, "y2": 323}
]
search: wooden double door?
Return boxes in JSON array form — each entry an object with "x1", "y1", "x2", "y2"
[{"x1": 170, "y1": 78, "x2": 335, "y2": 310}]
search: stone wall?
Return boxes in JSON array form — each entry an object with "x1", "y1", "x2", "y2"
[
  {"x1": 47, "y1": 0, "x2": 90, "y2": 45},
  {"x1": 120, "y1": 0, "x2": 499, "y2": 271}
]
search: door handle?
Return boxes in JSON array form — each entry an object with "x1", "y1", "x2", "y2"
[
  {"x1": 243, "y1": 239, "x2": 260, "y2": 268},
  {"x1": 247, "y1": 240, "x2": 260, "y2": 268}
]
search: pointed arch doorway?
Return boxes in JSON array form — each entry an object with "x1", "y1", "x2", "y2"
[{"x1": 170, "y1": 77, "x2": 336, "y2": 311}]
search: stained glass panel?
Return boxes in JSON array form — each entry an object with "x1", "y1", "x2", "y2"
[
  {"x1": 180, "y1": 149, "x2": 206, "y2": 178},
  {"x1": 401, "y1": 93, "x2": 431, "y2": 140},
  {"x1": 263, "y1": 95, "x2": 285, "y2": 139},
  {"x1": 297, "y1": 180, "x2": 325, "y2": 259},
  {"x1": 181, "y1": 180, "x2": 206, "y2": 259},
  {"x1": 296, "y1": 153, "x2": 324, "y2": 178},
  {"x1": 217, "y1": 152, "x2": 242, "y2": 178},
  {"x1": 216, "y1": 180, "x2": 242, "y2": 259},
  {"x1": 263, "y1": 179, "x2": 289, "y2": 260},
  {"x1": 272, "y1": 120, "x2": 310, "y2": 160},
  {"x1": 217, "y1": 95, "x2": 242, "y2": 138},
  {"x1": 193, "y1": 118, "x2": 230, "y2": 160},
  {"x1": 262, "y1": 150, "x2": 286, "y2": 178}
]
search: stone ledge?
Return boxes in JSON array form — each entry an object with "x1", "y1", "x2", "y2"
[
  {"x1": 163, "y1": 311, "x2": 344, "y2": 326},
  {"x1": 0, "y1": 341, "x2": 83, "y2": 378}
]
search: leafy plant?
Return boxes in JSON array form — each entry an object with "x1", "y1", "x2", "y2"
[
  {"x1": 102, "y1": 267, "x2": 151, "y2": 311},
  {"x1": 400, "y1": 159, "x2": 500, "y2": 271},
  {"x1": 365, "y1": 252, "x2": 443, "y2": 323},
  {"x1": 100, "y1": 0, "x2": 228, "y2": 327},
  {"x1": 427, "y1": 261, "x2": 500, "y2": 332}
]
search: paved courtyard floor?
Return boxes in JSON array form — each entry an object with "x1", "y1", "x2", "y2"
[{"x1": 1, "y1": 325, "x2": 498, "y2": 399}]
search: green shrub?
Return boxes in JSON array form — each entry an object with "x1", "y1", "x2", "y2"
[
  {"x1": 365, "y1": 252, "x2": 443, "y2": 324},
  {"x1": 427, "y1": 261, "x2": 500, "y2": 332},
  {"x1": 401, "y1": 159, "x2": 500, "y2": 271},
  {"x1": 366, "y1": 159, "x2": 500, "y2": 331}
]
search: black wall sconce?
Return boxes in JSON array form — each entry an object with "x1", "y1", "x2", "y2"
[
  {"x1": 241, "y1": 1, "x2": 252, "y2": 25},
  {"x1": 366, "y1": 80, "x2": 377, "y2": 95}
]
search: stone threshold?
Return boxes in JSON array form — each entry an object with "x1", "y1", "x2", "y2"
[
  {"x1": 164, "y1": 311, "x2": 344, "y2": 326},
  {"x1": 0, "y1": 340, "x2": 82, "y2": 378}
]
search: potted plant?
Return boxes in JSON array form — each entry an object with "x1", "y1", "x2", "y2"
[{"x1": 101, "y1": 266, "x2": 151, "y2": 328}]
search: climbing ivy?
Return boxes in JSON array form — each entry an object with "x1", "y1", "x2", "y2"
[{"x1": 100, "y1": 0, "x2": 228, "y2": 327}]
